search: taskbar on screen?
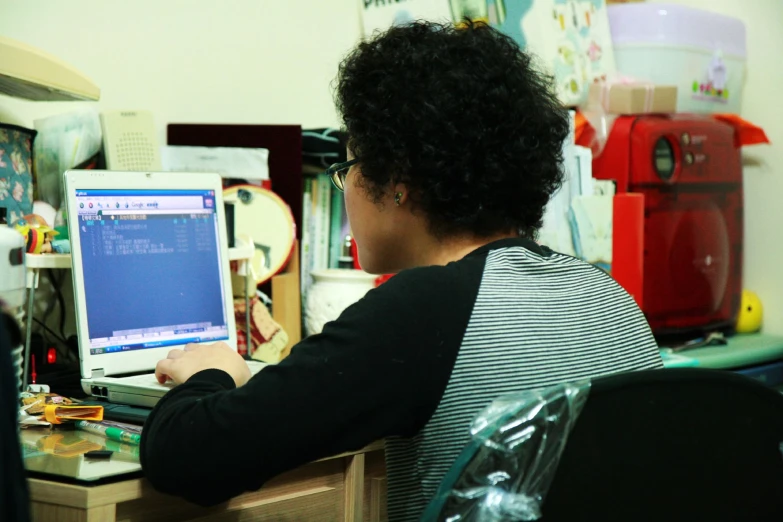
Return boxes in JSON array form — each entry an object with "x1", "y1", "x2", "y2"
[{"x1": 89, "y1": 333, "x2": 228, "y2": 355}]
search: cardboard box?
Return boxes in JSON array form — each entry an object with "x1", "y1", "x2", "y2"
[{"x1": 588, "y1": 83, "x2": 678, "y2": 114}]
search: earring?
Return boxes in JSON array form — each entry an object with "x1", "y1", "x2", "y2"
[{"x1": 395, "y1": 192, "x2": 402, "y2": 206}]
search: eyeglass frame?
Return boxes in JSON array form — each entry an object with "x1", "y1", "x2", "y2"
[{"x1": 325, "y1": 158, "x2": 359, "y2": 192}]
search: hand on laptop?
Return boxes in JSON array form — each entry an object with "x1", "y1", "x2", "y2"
[{"x1": 155, "y1": 342, "x2": 252, "y2": 388}]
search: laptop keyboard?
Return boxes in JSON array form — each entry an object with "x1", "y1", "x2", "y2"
[
  {"x1": 120, "y1": 373, "x2": 176, "y2": 389},
  {"x1": 119, "y1": 360, "x2": 268, "y2": 389}
]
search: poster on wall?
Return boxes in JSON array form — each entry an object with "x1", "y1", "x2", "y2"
[
  {"x1": 441, "y1": 0, "x2": 617, "y2": 107},
  {"x1": 361, "y1": 0, "x2": 452, "y2": 37},
  {"x1": 491, "y1": 0, "x2": 616, "y2": 107},
  {"x1": 360, "y1": 0, "x2": 615, "y2": 108}
]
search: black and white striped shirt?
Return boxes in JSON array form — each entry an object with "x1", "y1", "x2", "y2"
[
  {"x1": 141, "y1": 238, "x2": 662, "y2": 517},
  {"x1": 384, "y1": 239, "x2": 662, "y2": 521}
]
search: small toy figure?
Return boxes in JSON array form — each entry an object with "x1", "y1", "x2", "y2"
[
  {"x1": 736, "y1": 290, "x2": 763, "y2": 334},
  {"x1": 12, "y1": 214, "x2": 58, "y2": 254}
]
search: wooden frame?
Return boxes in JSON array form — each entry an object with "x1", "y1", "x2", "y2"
[{"x1": 271, "y1": 240, "x2": 301, "y2": 358}]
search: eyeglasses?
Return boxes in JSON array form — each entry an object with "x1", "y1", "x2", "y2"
[{"x1": 325, "y1": 158, "x2": 359, "y2": 192}]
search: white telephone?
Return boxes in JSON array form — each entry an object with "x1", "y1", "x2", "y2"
[{"x1": 100, "y1": 110, "x2": 162, "y2": 171}]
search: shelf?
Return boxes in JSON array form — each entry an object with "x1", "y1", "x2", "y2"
[
  {"x1": 0, "y1": 35, "x2": 100, "y2": 101},
  {"x1": 26, "y1": 244, "x2": 254, "y2": 270},
  {"x1": 228, "y1": 242, "x2": 254, "y2": 262},
  {"x1": 25, "y1": 253, "x2": 71, "y2": 269}
]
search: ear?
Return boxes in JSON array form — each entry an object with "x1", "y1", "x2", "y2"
[{"x1": 393, "y1": 183, "x2": 408, "y2": 206}]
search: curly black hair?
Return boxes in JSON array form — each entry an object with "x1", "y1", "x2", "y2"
[{"x1": 335, "y1": 20, "x2": 570, "y2": 240}]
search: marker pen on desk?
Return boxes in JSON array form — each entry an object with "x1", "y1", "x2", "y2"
[
  {"x1": 75, "y1": 421, "x2": 142, "y2": 445},
  {"x1": 104, "y1": 437, "x2": 141, "y2": 459}
]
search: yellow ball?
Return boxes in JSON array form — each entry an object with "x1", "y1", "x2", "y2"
[{"x1": 736, "y1": 290, "x2": 763, "y2": 333}]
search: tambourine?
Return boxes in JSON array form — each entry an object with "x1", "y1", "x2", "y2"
[{"x1": 223, "y1": 185, "x2": 296, "y2": 285}]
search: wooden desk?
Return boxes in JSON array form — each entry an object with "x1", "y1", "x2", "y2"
[{"x1": 28, "y1": 442, "x2": 387, "y2": 522}]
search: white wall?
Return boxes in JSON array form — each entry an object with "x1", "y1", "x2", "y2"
[
  {"x1": 2, "y1": 0, "x2": 782, "y2": 333},
  {"x1": 0, "y1": 0, "x2": 363, "y2": 339},
  {"x1": 0, "y1": 0, "x2": 362, "y2": 143},
  {"x1": 649, "y1": 0, "x2": 783, "y2": 334}
]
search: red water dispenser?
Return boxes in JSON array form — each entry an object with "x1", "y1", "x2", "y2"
[{"x1": 594, "y1": 114, "x2": 743, "y2": 339}]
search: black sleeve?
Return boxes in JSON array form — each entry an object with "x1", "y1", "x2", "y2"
[
  {"x1": 140, "y1": 263, "x2": 478, "y2": 506},
  {"x1": 0, "y1": 313, "x2": 30, "y2": 522}
]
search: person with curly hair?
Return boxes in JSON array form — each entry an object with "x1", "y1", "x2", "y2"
[{"x1": 141, "y1": 20, "x2": 661, "y2": 520}]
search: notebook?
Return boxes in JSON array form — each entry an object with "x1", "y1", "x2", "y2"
[{"x1": 64, "y1": 170, "x2": 265, "y2": 408}]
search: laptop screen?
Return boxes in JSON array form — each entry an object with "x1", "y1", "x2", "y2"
[{"x1": 74, "y1": 189, "x2": 229, "y2": 355}]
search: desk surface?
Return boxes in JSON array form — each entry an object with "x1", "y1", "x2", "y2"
[
  {"x1": 21, "y1": 426, "x2": 141, "y2": 483},
  {"x1": 22, "y1": 422, "x2": 385, "y2": 485},
  {"x1": 660, "y1": 333, "x2": 783, "y2": 369},
  {"x1": 26, "y1": 440, "x2": 387, "y2": 522}
]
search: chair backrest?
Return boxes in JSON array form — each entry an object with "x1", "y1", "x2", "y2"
[
  {"x1": 0, "y1": 311, "x2": 29, "y2": 522},
  {"x1": 543, "y1": 368, "x2": 783, "y2": 521},
  {"x1": 423, "y1": 368, "x2": 783, "y2": 522}
]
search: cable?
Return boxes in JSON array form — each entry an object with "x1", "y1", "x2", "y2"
[
  {"x1": 39, "y1": 271, "x2": 58, "y2": 332},
  {"x1": 47, "y1": 269, "x2": 67, "y2": 340},
  {"x1": 41, "y1": 269, "x2": 77, "y2": 362},
  {"x1": 29, "y1": 270, "x2": 74, "y2": 362},
  {"x1": 32, "y1": 317, "x2": 77, "y2": 363},
  {"x1": 32, "y1": 317, "x2": 67, "y2": 345}
]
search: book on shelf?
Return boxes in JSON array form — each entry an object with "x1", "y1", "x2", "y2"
[{"x1": 300, "y1": 172, "x2": 351, "y2": 309}]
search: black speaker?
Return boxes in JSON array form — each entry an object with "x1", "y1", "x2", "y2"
[{"x1": 224, "y1": 201, "x2": 235, "y2": 248}]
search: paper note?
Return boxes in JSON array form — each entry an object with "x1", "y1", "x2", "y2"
[
  {"x1": 161, "y1": 146, "x2": 269, "y2": 181},
  {"x1": 569, "y1": 195, "x2": 612, "y2": 265}
]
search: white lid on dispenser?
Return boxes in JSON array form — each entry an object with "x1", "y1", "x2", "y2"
[{"x1": 608, "y1": 3, "x2": 746, "y2": 58}]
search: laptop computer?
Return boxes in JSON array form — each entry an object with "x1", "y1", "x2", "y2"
[{"x1": 64, "y1": 170, "x2": 265, "y2": 408}]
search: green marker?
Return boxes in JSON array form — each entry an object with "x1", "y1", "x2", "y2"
[{"x1": 75, "y1": 421, "x2": 142, "y2": 445}]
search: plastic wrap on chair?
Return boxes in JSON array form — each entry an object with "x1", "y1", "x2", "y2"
[{"x1": 420, "y1": 381, "x2": 591, "y2": 522}]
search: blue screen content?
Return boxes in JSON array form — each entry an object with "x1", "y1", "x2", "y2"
[{"x1": 75, "y1": 189, "x2": 228, "y2": 355}]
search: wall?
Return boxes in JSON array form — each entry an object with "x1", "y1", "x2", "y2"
[
  {"x1": 648, "y1": 0, "x2": 783, "y2": 334},
  {"x1": 2, "y1": 0, "x2": 781, "y2": 334},
  {"x1": 0, "y1": 0, "x2": 362, "y2": 143},
  {"x1": 0, "y1": 0, "x2": 363, "y2": 340}
]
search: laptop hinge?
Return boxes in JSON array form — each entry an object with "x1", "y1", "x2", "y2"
[{"x1": 91, "y1": 368, "x2": 105, "y2": 379}]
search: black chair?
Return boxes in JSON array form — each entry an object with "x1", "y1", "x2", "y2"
[
  {"x1": 0, "y1": 311, "x2": 30, "y2": 522},
  {"x1": 422, "y1": 368, "x2": 783, "y2": 522}
]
